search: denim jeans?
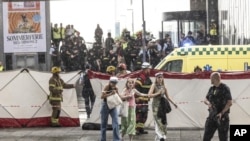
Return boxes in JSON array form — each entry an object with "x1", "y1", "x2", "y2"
[{"x1": 100, "y1": 101, "x2": 120, "y2": 141}]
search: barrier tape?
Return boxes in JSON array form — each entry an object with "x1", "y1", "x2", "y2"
[
  {"x1": 0, "y1": 105, "x2": 78, "y2": 108},
  {"x1": 0, "y1": 97, "x2": 249, "y2": 108}
]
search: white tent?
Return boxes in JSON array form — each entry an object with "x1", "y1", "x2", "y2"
[
  {"x1": 82, "y1": 70, "x2": 250, "y2": 129},
  {"x1": 0, "y1": 69, "x2": 80, "y2": 127}
]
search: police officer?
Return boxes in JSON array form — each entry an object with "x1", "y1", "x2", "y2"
[
  {"x1": 203, "y1": 72, "x2": 232, "y2": 141},
  {"x1": 49, "y1": 67, "x2": 75, "y2": 127},
  {"x1": 52, "y1": 23, "x2": 61, "y2": 48},
  {"x1": 82, "y1": 65, "x2": 96, "y2": 118},
  {"x1": 134, "y1": 62, "x2": 152, "y2": 135}
]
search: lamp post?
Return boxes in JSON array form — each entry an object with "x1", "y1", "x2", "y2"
[
  {"x1": 127, "y1": 9, "x2": 134, "y2": 35},
  {"x1": 142, "y1": 0, "x2": 146, "y2": 62}
]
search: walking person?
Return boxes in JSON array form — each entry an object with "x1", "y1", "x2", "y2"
[
  {"x1": 48, "y1": 66, "x2": 75, "y2": 127},
  {"x1": 100, "y1": 76, "x2": 120, "y2": 141},
  {"x1": 203, "y1": 72, "x2": 232, "y2": 141},
  {"x1": 148, "y1": 72, "x2": 177, "y2": 141},
  {"x1": 120, "y1": 78, "x2": 148, "y2": 141},
  {"x1": 81, "y1": 64, "x2": 96, "y2": 118},
  {"x1": 134, "y1": 62, "x2": 152, "y2": 135}
]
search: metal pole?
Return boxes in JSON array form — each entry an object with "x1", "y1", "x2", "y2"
[
  {"x1": 132, "y1": 10, "x2": 134, "y2": 35},
  {"x1": 127, "y1": 9, "x2": 134, "y2": 35},
  {"x1": 142, "y1": 0, "x2": 146, "y2": 62}
]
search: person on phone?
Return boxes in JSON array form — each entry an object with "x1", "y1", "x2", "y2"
[{"x1": 100, "y1": 76, "x2": 120, "y2": 141}]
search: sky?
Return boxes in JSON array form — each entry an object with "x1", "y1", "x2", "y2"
[{"x1": 50, "y1": 0, "x2": 190, "y2": 42}]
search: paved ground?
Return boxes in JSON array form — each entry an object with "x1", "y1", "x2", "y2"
[
  {"x1": 0, "y1": 91, "x2": 221, "y2": 141},
  {"x1": 0, "y1": 125, "x2": 220, "y2": 141}
]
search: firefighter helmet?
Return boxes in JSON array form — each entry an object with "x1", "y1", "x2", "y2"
[
  {"x1": 51, "y1": 67, "x2": 61, "y2": 73},
  {"x1": 106, "y1": 66, "x2": 116, "y2": 73}
]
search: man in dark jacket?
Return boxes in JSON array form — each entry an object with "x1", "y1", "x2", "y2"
[{"x1": 81, "y1": 65, "x2": 96, "y2": 118}]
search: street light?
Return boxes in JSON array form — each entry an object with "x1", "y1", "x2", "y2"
[
  {"x1": 127, "y1": 9, "x2": 134, "y2": 35},
  {"x1": 142, "y1": 0, "x2": 147, "y2": 62}
]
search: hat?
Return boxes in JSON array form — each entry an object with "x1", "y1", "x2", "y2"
[
  {"x1": 155, "y1": 72, "x2": 163, "y2": 77},
  {"x1": 51, "y1": 67, "x2": 61, "y2": 73},
  {"x1": 141, "y1": 62, "x2": 151, "y2": 69},
  {"x1": 109, "y1": 76, "x2": 118, "y2": 84},
  {"x1": 106, "y1": 66, "x2": 116, "y2": 73}
]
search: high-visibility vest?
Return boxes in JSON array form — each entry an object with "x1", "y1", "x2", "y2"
[
  {"x1": 0, "y1": 66, "x2": 3, "y2": 71},
  {"x1": 52, "y1": 28, "x2": 61, "y2": 39},
  {"x1": 122, "y1": 42, "x2": 128, "y2": 50},
  {"x1": 210, "y1": 29, "x2": 217, "y2": 36}
]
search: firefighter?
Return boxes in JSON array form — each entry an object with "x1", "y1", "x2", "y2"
[
  {"x1": 106, "y1": 65, "x2": 116, "y2": 76},
  {"x1": 134, "y1": 62, "x2": 152, "y2": 135},
  {"x1": 48, "y1": 66, "x2": 75, "y2": 127}
]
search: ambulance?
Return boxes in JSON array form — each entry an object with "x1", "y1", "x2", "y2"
[{"x1": 154, "y1": 45, "x2": 250, "y2": 73}]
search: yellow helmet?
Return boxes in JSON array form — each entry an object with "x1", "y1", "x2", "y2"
[
  {"x1": 106, "y1": 66, "x2": 116, "y2": 73},
  {"x1": 51, "y1": 67, "x2": 61, "y2": 73}
]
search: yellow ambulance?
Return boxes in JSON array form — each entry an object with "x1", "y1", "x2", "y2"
[{"x1": 154, "y1": 45, "x2": 250, "y2": 73}]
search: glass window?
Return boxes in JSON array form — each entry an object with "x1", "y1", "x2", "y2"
[{"x1": 161, "y1": 60, "x2": 183, "y2": 72}]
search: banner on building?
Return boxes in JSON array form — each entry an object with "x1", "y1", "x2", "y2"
[{"x1": 2, "y1": 1, "x2": 46, "y2": 53}]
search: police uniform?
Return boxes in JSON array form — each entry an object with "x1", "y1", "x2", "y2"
[
  {"x1": 82, "y1": 69, "x2": 96, "y2": 118},
  {"x1": 203, "y1": 83, "x2": 232, "y2": 141},
  {"x1": 134, "y1": 62, "x2": 152, "y2": 134},
  {"x1": 49, "y1": 67, "x2": 74, "y2": 127},
  {"x1": 52, "y1": 24, "x2": 61, "y2": 48}
]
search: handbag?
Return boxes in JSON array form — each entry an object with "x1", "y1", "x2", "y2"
[
  {"x1": 107, "y1": 93, "x2": 123, "y2": 109},
  {"x1": 119, "y1": 101, "x2": 128, "y2": 117}
]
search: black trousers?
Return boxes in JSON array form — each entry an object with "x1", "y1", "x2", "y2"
[
  {"x1": 82, "y1": 88, "x2": 96, "y2": 115},
  {"x1": 203, "y1": 117, "x2": 229, "y2": 141}
]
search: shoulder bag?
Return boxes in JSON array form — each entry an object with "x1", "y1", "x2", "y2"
[{"x1": 107, "y1": 93, "x2": 123, "y2": 109}]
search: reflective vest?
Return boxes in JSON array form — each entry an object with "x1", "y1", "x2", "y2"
[
  {"x1": 122, "y1": 42, "x2": 128, "y2": 50},
  {"x1": 0, "y1": 66, "x2": 3, "y2": 71},
  {"x1": 52, "y1": 28, "x2": 61, "y2": 39},
  {"x1": 210, "y1": 29, "x2": 217, "y2": 36}
]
